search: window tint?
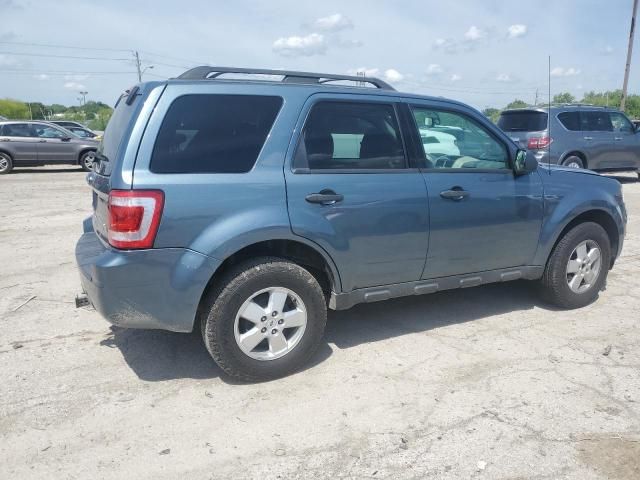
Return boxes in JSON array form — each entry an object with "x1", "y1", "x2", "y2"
[
  {"x1": 413, "y1": 107, "x2": 509, "y2": 170},
  {"x1": 294, "y1": 102, "x2": 406, "y2": 170},
  {"x1": 581, "y1": 111, "x2": 613, "y2": 132},
  {"x1": 558, "y1": 111, "x2": 581, "y2": 131},
  {"x1": 150, "y1": 94, "x2": 282, "y2": 174},
  {"x1": 2, "y1": 123, "x2": 34, "y2": 137},
  {"x1": 609, "y1": 112, "x2": 634, "y2": 133},
  {"x1": 34, "y1": 124, "x2": 66, "y2": 138},
  {"x1": 497, "y1": 111, "x2": 547, "y2": 132}
]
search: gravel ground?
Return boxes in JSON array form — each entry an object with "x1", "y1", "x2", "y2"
[{"x1": 1, "y1": 166, "x2": 639, "y2": 480}]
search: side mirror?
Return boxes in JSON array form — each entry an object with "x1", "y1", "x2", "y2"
[
  {"x1": 513, "y1": 149, "x2": 538, "y2": 175},
  {"x1": 61, "y1": 137, "x2": 72, "y2": 142}
]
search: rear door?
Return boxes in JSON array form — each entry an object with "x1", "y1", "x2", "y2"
[
  {"x1": 409, "y1": 101, "x2": 544, "y2": 278},
  {"x1": 285, "y1": 95, "x2": 429, "y2": 292},
  {"x1": 580, "y1": 110, "x2": 614, "y2": 169},
  {"x1": 609, "y1": 111, "x2": 640, "y2": 169},
  {"x1": 32, "y1": 123, "x2": 76, "y2": 162},
  {"x1": 0, "y1": 123, "x2": 39, "y2": 163}
]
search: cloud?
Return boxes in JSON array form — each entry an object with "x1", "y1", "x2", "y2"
[
  {"x1": 34, "y1": 74, "x2": 50, "y2": 80},
  {"x1": 0, "y1": 54, "x2": 20, "y2": 67},
  {"x1": 450, "y1": 73, "x2": 462, "y2": 82},
  {"x1": 64, "y1": 74, "x2": 89, "y2": 81},
  {"x1": 426, "y1": 64, "x2": 443, "y2": 75},
  {"x1": 64, "y1": 81, "x2": 87, "y2": 90},
  {"x1": 507, "y1": 24, "x2": 527, "y2": 38},
  {"x1": 550, "y1": 67, "x2": 581, "y2": 77},
  {"x1": 496, "y1": 73, "x2": 513, "y2": 82},
  {"x1": 384, "y1": 69, "x2": 404, "y2": 82},
  {"x1": 312, "y1": 13, "x2": 353, "y2": 32},
  {"x1": 464, "y1": 25, "x2": 486, "y2": 41},
  {"x1": 432, "y1": 37, "x2": 459, "y2": 54},
  {"x1": 272, "y1": 33, "x2": 327, "y2": 57}
]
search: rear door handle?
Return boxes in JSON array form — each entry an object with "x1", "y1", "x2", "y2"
[
  {"x1": 583, "y1": 136, "x2": 593, "y2": 140},
  {"x1": 305, "y1": 189, "x2": 344, "y2": 205},
  {"x1": 614, "y1": 137, "x2": 623, "y2": 141},
  {"x1": 440, "y1": 188, "x2": 469, "y2": 200},
  {"x1": 38, "y1": 139, "x2": 46, "y2": 143},
  {"x1": 0, "y1": 138, "x2": 9, "y2": 142}
]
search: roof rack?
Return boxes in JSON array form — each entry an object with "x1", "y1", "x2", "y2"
[{"x1": 176, "y1": 66, "x2": 395, "y2": 91}]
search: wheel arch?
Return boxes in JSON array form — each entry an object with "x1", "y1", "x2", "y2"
[
  {"x1": 77, "y1": 147, "x2": 97, "y2": 164},
  {"x1": 560, "y1": 151, "x2": 588, "y2": 168}
]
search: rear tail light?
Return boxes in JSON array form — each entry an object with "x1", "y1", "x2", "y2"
[
  {"x1": 527, "y1": 135, "x2": 553, "y2": 150},
  {"x1": 107, "y1": 190, "x2": 164, "y2": 249}
]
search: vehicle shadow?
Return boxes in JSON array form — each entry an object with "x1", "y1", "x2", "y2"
[
  {"x1": 101, "y1": 280, "x2": 554, "y2": 383},
  {"x1": 602, "y1": 173, "x2": 639, "y2": 184},
  {"x1": 11, "y1": 167, "x2": 84, "y2": 174}
]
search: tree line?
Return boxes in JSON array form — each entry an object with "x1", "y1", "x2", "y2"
[
  {"x1": 0, "y1": 98, "x2": 114, "y2": 131},
  {"x1": 482, "y1": 90, "x2": 640, "y2": 123}
]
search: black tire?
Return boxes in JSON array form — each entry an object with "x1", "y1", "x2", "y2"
[
  {"x1": 200, "y1": 257, "x2": 327, "y2": 381},
  {"x1": 540, "y1": 222, "x2": 611, "y2": 309},
  {"x1": 0, "y1": 152, "x2": 13, "y2": 174},
  {"x1": 79, "y1": 151, "x2": 95, "y2": 172},
  {"x1": 562, "y1": 156, "x2": 584, "y2": 169}
]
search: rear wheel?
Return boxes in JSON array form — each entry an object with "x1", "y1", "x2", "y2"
[
  {"x1": 0, "y1": 152, "x2": 13, "y2": 174},
  {"x1": 563, "y1": 156, "x2": 584, "y2": 169},
  {"x1": 200, "y1": 257, "x2": 327, "y2": 381},
  {"x1": 79, "y1": 151, "x2": 95, "y2": 172},
  {"x1": 540, "y1": 222, "x2": 610, "y2": 309}
]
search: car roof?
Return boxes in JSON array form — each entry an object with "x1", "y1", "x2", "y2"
[{"x1": 502, "y1": 105, "x2": 622, "y2": 114}]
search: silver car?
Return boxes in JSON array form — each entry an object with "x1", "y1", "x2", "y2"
[
  {"x1": 497, "y1": 105, "x2": 640, "y2": 177},
  {"x1": 0, "y1": 120, "x2": 99, "y2": 174}
]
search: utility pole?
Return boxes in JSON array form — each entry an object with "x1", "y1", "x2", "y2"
[
  {"x1": 534, "y1": 88, "x2": 539, "y2": 106},
  {"x1": 621, "y1": 0, "x2": 638, "y2": 112},
  {"x1": 79, "y1": 91, "x2": 88, "y2": 106},
  {"x1": 134, "y1": 50, "x2": 142, "y2": 83}
]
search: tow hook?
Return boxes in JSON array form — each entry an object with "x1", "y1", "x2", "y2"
[{"x1": 75, "y1": 293, "x2": 91, "y2": 308}]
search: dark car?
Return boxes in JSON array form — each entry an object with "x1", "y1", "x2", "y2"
[
  {"x1": 49, "y1": 121, "x2": 101, "y2": 140},
  {"x1": 0, "y1": 121, "x2": 98, "y2": 173},
  {"x1": 75, "y1": 67, "x2": 626, "y2": 381},
  {"x1": 497, "y1": 105, "x2": 640, "y2": 176}
]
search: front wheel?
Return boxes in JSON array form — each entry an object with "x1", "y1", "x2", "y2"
[
  {"x1": 0, "y1": 152, "x2": 13, "y2": 174},
  {"x1": 201, "y1": 257, "x2": 327, "y2": 381},
  {"x1": 79, "y1": 151, "x2": 95, "y2": 172},
  {"x1": 562, "y1": 156, "x2": 584, "y2": 169},
  {"x1": 540, "y1": 222, "x2": 611, "y2": 309}
]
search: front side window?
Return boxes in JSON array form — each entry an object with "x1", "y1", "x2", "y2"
[
  {"x1": 609, "y1": 112, "x2": 634, "y2": 133},
  {"x1": 34, "y1": 124, "x2": 66, "y2": 138},
  {"x1": 294, "y1": 102, "x2": 406, "y2": 170},
  {"x1": 581, "y1": 111, "x2": 613, "y2": 132},
  {"x1": 2, "y1": 123, "x2": 34, "y2": 137},
  {"x1": 150, "y1": 94, "x2": 283, "y2": 174},
  {"x1": 412, "y1": 107, "x2": 509, "y2": 169}
]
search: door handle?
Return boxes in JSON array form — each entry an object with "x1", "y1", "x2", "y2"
[
  {"x1": 38, "y1": 139, "x2": 46, "y2": 143},
  {"x1": 614, "y1": 137, "x2": 623, "y2": 141},
  {"x1": 0, "y1": 138, "x2": 9, "y2": 142},
  {"x1": 583, "y1": 136, "x2": 593, "y2": 140},
  {"x1": 440, "y1": 188, "x2": 469, "y2": 200},
  {"x1": 305, "y1": 189, "x2": 344, "y2": 205}
]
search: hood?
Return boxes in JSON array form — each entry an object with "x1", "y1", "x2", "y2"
[{"x1": 538, "y1": 163, "x2": 601, "y2": 177}]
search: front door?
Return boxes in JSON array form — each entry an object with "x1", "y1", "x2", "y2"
[
  {"x1": 408, "y1": 103, "x2": 544, "y2": 278},
  {"x1": 609, "y1": 111, "x2": 640, "y2": 169},
  {"x1": 580, "y1": 110, "x2": 616, "y2": 170},
  {"x1": 32, "y1": 123, "x2": 76, "y2": 162},
  {"x1": 285, "y1": 97, "x2": 429, "y2": 292}
]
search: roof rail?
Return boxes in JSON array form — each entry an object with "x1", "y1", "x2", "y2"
[{"x1": 176, "y1": 66, "x2": 395, "y2": 91}]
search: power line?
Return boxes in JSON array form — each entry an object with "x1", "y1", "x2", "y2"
[
  {"x1": 0, "y1": 40, "x2": 131, "y2": 52},
  {"x1": 0, "y1": 50, "x2": 129, "y2": 61},
  {"x1": 0, "y1": 69, "x2": 136, "y2": 75}
]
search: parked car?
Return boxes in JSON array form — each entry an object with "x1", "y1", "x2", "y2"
[
  {"x1": 0, "y1": 121, "x2": 99, "y2": 173},
  {"x1": 497, "y1": 105, "x2": 640, "y2": 176},
  {"x1": 75, "y1": 67, "x2": 627, "y2": 381},
  {"x1": 49, "y1": 121, "x2": 102, "y2": 141}
]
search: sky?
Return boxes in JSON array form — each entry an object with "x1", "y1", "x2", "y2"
[{"x1": 0, "y1": 0, "x2": 638, "y2": 110}]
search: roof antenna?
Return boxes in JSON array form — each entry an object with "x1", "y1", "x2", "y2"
[{"x1": 548, "y1": 55, "x2": 552, "y2": 175}]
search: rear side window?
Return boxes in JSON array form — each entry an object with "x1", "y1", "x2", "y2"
[
  {"x1": 150, "y1": 94, "x2": 283, "y2": 174},
  {"x1": 497, "y1": 111, "x2": 548, "y2": 132},
  {"x1": 1, "y1": 123, "x2": 34, "y2": 137},
  {"x1": 294, "y1": 101, "x2": 406, "y2": 171},
  {"x1": 557, "y1": 112, "x2": 581, "y2": 131},
  {"x1": 581, "y1": 111, "x2": 613, "y2": 132}
]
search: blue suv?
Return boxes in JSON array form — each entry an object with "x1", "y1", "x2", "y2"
[{"x1": 76, "y1": 67, "x2": 627, "y2": 381}]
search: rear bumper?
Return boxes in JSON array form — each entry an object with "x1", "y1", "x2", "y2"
[{"x1": 75, "y1": 231, "x2": 220, "y2": 332}]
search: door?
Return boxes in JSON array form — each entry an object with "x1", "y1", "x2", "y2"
[
  {"x1": 609, "y1": 111, "x2": 640, "y2": 169},
  {"x1": 0, "y1": 123, "x2": 40, "y2": 163},
  {"x1": 32, "y1": 123, "x2": 76, "y2": 162},
  {"x1": 579, "y1": 110, "x2": 614, "y2": 170},
  {"x1": 408, "y1": 103, "x2": 544, "y2": 278},
  {"x1": 285, "y1": 97, "x2": 429, "y2": 292}
]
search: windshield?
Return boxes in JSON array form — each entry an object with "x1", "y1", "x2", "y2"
[{"x1": 498, "y1": 111, "x2": 548, "y2": 132}]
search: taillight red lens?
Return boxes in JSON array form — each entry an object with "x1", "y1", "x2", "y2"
[
  {"x1": 107, "y1": 190, "x2": 164, "y2": 249},
  {"x1": 528, "y1": 136, "x2": 552, "y2": 149}
]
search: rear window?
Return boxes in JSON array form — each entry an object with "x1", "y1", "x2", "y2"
[
  {"x1": 497, "y1": 111, "x2": 548, "y2": 132},
  {"x1": 557, "y1": 111, "x2": 581, "y2": 131},
  {"x1": 150, "y1": 94, "x2": 283, "y2": 174}
]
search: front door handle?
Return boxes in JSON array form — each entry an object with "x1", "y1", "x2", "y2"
[
  {"x1": 583, "y1": 136, "x2": 593, "y2": 140},
  {"x1": 614, "y1": 137, "x2": 623, "y2": 141},
  {"x1": 305, "y1": 189, "x2": 344, "y2": 205},
  {"x1": 440, "y1": 188, "x2": 469, "y2": 201},
  {"x1": 38, "y1": 139, "x2": 46, "y2": 143}
]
